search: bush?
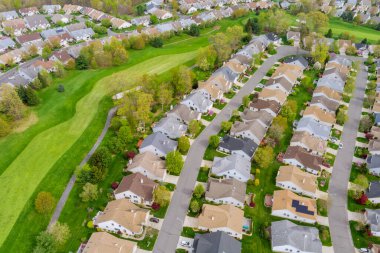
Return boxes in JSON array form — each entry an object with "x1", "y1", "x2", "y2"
[
  {"x1": 178, "y1": 136, "x2": 190, "y2": 154},
  {"x1": 89, "y1": 147, "x2": 112, "y2": 170},
  {"x1": 150, "y1": 37, "x2": 163, "y2": 48},
  {"x1": 190, "y1": 199, "x2": 200, "y2": 213},
  {"x1": 87, "y1": 220, "x2": 94, "y2": 228},
  {"x1": 193, "y1": 184, "x2": 205, "y2": 199},
  {"x1": 254, "y1": 178, "x2": 260, "y2": 186},
  {"x1": 188, "y1": 24, "x2": 200, "y2": 36},
  {"x1": 35, "y1": 192, "x2": 54, "y2": 214},
  {"x1": 209, "y1": 135, "x2": 220, "y2": 148},
  {"x1": 57, "y1": 84, "x2": 65, "y2": 92}
]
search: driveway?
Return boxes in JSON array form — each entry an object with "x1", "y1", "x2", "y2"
[
  {"x1": 153, "y1": 46, "x2": 308, "y2": 253},
  {"x1": 328, "y1": 61, "x2": 367, "y2": 253}
]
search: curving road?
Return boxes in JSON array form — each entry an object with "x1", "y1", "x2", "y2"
[
  {"x1": 153, "y1": 46, "x2": 307, "y2": 253},
  {"x1": 328, "y1": 59, "x2": 367, "y2": 253},
  {"x1": 48, "y1": 106, "x2": 118, "y2": 227}
]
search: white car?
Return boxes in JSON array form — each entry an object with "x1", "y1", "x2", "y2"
[
  {"x1": 180, "y1": 241, "x2": 191, "y2": 248},
  {"x1": 339, "y1": 143, "x2": 343, "y2": 149},
  {"x1": 359, "y1": 248, "x2": 369, "y2": 253}
]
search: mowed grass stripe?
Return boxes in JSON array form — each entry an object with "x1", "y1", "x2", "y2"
[{"x1": 0, "y1": 51, "x2": 197, "y2": 247}]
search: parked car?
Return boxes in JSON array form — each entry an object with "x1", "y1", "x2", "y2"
[
  {"x1": 180, "y1": 241, "x2": 191, "y2": 248},
  {"x1": 330, "y1": 137, "x2": 338, "y2": 143},
  {"x1": 149, "y1": 217, "x2": 160, "y2": 223},
  {"x1": 339, "y1": 143, "x2": 343, "y2": 149},
  {"x1": 359, "y1": 248, "x2": 369, "y2": 253}
]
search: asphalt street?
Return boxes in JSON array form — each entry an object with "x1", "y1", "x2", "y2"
[
  {"x1": 328, "y1": 60, "x2": 367, "y2": 253},
  {"x1": 153, "y1": 46, "x2": 307, "y2": 253}
]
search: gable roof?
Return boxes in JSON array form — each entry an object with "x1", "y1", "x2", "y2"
[
  {"x1": 284, "y1": 146, "x2": 324, "y2": 172},
  {"x1": 198, "y1": 81, "x2": 223, "y2": 100},
  {"x1": 271, "y1": 220, "x2": 322, "y2": 252},
  {"x1": 272, "y1": 189, "x2": 317, "y2": 221},
  {"x1": 83, "y1": 232, "x2": 137, "y2": 253},
  {"x1": 290, "y1": 131, "x2": 327, "y2": 154},
  {"x1": 24, "y1": 15, "x2": 49, "y2": 28},
  {"x1": 182, "y1": 91, "x2": 213, "y2": 111},
  {"x1": 314, "y1": 86, "x2": 342, "y2": 100},
  {"x1": 266, "y1": 76, "x2": 293, "y2": 93},
  {"x1": 0, "y1": 37, "x2": 16, "y2": 51},
  {"x1": 2, "y1": 18, "x2": 26, "y2": 30},
  {"x1": 240, "y1": 109, "x2": 273, "y2": 126},
  {"x1": 276, "y1": 165, "x2": 317, "y2": 194},
  {"x1": 310, "y1": 95, "x2": 340, "y2": 112},
  {"x1": 297, "y1": 117, "x2": 331, "y2": 140},
  {"x1": 193, "y1": 231, "x2": 242, "y2": 253},
  {"x1": 206, "y1": 178, "x2": 246, "y2": 203},
  {"x1": 212, "y1": 154, "x2": 251, "y2": 180},
  {"x1": 114, "y1": 173, "x2": 157, "y2": 201},
  {"x1": 16, "y1": 33, "x2": 41, "y2": 44},
  {"x1": 231, "y1": 120, "x2": 267, "y2": 144},
  {"x1": 259, "y1": 88, "x2": 287, "y2": 104},
  {"x1": 283, "y1": 56, "x2": 308, "y2": 69},
  {"x1": 167, "y1": 104, "x2": 201, "y2": 124},
  {"x1": 153, "y1": 116, "x2": 187, "y2": 139},
  {"x1": 219, "y1": 135, "x2": 258, "y2": 158},
  {"x1": 303, "y1": 106, "x2": 336, "y2": 125},
  {"x1": 140, "y1": 132, "x2": 178, "y2": 156},
  {"x1": 126, "y1": 151, "x2": 166, "y2": 179},
  {"x1": 249, "y1": 99, "x2": 281, "y2": 115}
]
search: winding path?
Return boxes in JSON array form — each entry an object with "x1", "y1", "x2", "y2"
[
  {"x1": 48, "y1": 106, "x2": 118, "y2": 227},
  {"x1": 153, "y1": 46, "x2": 307, "y2": 253},
  {"x1": 328, "y1": 59, "x2": 367, "y2": 253}
]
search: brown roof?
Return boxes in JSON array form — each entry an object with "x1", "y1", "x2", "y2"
[
  {"x1": 276, "y1": 165, "x2": 317, "y2": 194},
  {"x1": 114, "y1": 173, "x2": 157, "y2": 202},
  {"x1": 369, "y1": 139, "x2": 380, "y2": 153},
  {"x1": 19, "y1": 7, "x2": 39, "y2": 15},
  {"x1": 272, "y1": 189, "x2": 317, "y2": 221},
  {"x1": 83, "y1": 232, "x2": 137, "y2": 253},
  {"x1": 198, "y1": 204, "x2": 244, "y2": 234},
  {"x1": 272, "y1": 63, "x2": 303, "y2": 84},
  {"x1": 310, "y1": 96, "x2": 340, "y2": 112},
  {"x1": 371, "y1": 126, "x2": 380, "y2": 139},
  {"x1": 325, "y1": 62, "x2": 350, "y2": 76},
  {"x1": 125, "y1": 151, "x2": 166, "y2": 179},
  {"x1": 198, "y1": 81, "x2": 223, "y2": 100},
  {"x1": 303, "y1": 106, "x2": 336, "y2": 125},
  {"x1": 16, "y1": 33, "x2": 41, "y2": 44},
  {"x1": 314, "y1": 86, "x2": 342, "y2": 100},
  {"x1": 284, "y1": 146, "x2": 323, "y2": 172},
  {"x1": 50, "y1": 50, "x2": 73, "y2": 63},
  {"x1": 290, "y1": 131, "x2": 327, "y2": 154},
  {"x1": 266, "y1": 76, "x2": 293, "y2": 93},
  {"x1": 258, "y1": 88, "x2": 287, "y2": 104},
  {"x1": 205, "y1": 178, "x2": 246, "y2": 203},
  {"x1": 167, "y1": 104, "x2": 201, "y2": 124},
  {"x1": 47, "y1": 32, "x2": 73, "y2": 44},
  {"x1": 207, "y1": 73, "x2": 230, "y2": 92},
  {"x1": 373, "y1": 102, "x2": 380, "y2": 113},
  {"x1": 33, "y1": 60, "x2": 55, "y2": 70},
  {"x1": 2, "y1": 18, "x2": 25, "y2": 30},
  {"x1": 338, "y1": 39, "x2": 352, "y2": 49},
  {"x1": 240, "y1": 109, "x2": 273, "y2": 125},
  {"x1": 94, "y1": 199, "x2": 148, "y2": 233},
  {"x1": 111, "y1": 17, "x2": 128, "y2": 28},
  {"x1": 224, "y1": 60, "x2": 246, "y2": 73},
  {"x1": 249, "y1": 99, "x2": 281, "y2": 114},
  {"x1": 231, "y1": 120, "x2": 267, "y2": 141}
]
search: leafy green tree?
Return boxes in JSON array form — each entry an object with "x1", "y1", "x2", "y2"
[
  {"x1": 131, "y1": 36, "x2": 145, "y2": 50},
  {"x1": 188, "y1": 119, "x2": 201, "y2": 137},
  {"x1": 17, "y1": 86, "x2": 40, "y2": 106},
  {"x1": 49, "y1": 222, "x2": 70, "y2": 247},
  {"x1": 254, "y1": 145, "x2": 274, "y2": 169},
  {"x1": 171, "y1": 66, "x2": 194, "y2": 97},
  {"x1": 188, "y1": 24, "x2": 200, "y2": 36},
  {"x1": 311, "y1": 42, "x2": 329, "y2": 65},
  {"x1": 178, "y1": 136, "x2": 190, "y2": 154},
  {"x1": 118, "y1": 125, "x2": 133, "y2": 147},
  {"x1": 89, "y1": 147, "x2": 112, "y2": 171},
  {"x1": 280, "y1": 100, "x2": 297, "y2": 122},
  {"x1": 75, "y1": 54, "x2": 89, "y2": 69},
  {"x1": 359, "y1": 115, "x2": 373, "y2": 132},
  {"x1": 209, "y1": 135, "x2": 220, "y2": 148},
  {"x1": 136, "y1": 5, "x2": 145, "y2": 16},
  {"x1": 75, "y1": 164, "x2": 95, "y2": 184},
  {"x1": 242, "y1": 95, "x2": 250, "y2": 108},
  {"x1": 268, "y1": 124, "x2": 284, "y2": 143},
  {"x1": 209, "y1": 32, "x2": 231, "y2": 64},
  {"x1": 226, "y1": 25, "x2": 244, "y2": 50},
  {"x1": 38, "y1": 70, "x2": 52, "y2": 87},
  {"x1": 325, "y1": 28, "x2": 333, "y2": 38},
  {"x1": 153, "y1": 185, "x2": 171, "y2": 206},
  {"x1": 0, "y1": 84, "x2": 25, "y2": 120},
  {"x1": 33, "y1": 231, "x2": 56, "y2": 253},
  {"x1": 35, "y1": 192, "x2": 54, "y2": 214},
  {"x1": 0, "y1": 117, "x2": 11, "y2": 137},
  {"x1": 193, "y1": 184, "x2": 205, "y2": 198},
  {"x1": 150, "y1": 37, "x2": 163, "y2": 48},
  {"x1": 190, "y1": 199, "x2": 200, "y2": 213},
  {"x1": 336, "y1": 109, "x2": 348, "y2": 125},
  {"x1": 42, "y1": 45, "x2": 52, "y2": 60},
  {"x1": 166, "y1": 151, "x2": 184, "y2": 175},
  {"x1": 354, "y1": 174, "x2": 369, "y2": 190},
  {"x1": 157, "y1": 86, "x2": 172, "y2": 110},
  {"x1": 79, "y1": 183, "x2": 98, "y2": 202},
  {"x1": 150, "y1": 15, "x2": 158, "y2": 24},
  {"x1": 101, "y1": 18, "x2": 112, "y2": 28},
  {"x1": 196, "y1": 46, "x2": 217, "y2": 71},
  {"x1": 221, "y1": 121, "x2": 232, "y2": 132}
]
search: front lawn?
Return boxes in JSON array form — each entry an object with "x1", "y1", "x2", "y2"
[
  {"x1": 203, "y1": 145, "x2": 227, "y2": 161},
  {"x1": 323, "y1": 152, "x2": 336, "y2": 166},
  {"x1": 213, "y1": 100, "x2": 227, "y2": 110},
  {"x1": 197, "y1": 167, "x2": 210, "y2": 182},
  {"x1": 318, "y1": 170, "x2": 331, "y2": 192},
  {"x1": 350, "y1": 221, "x2": 380, "y2": 248},
  {"x1": 137, "y1": 228, "x2": 159, "y2": 250},
  {"x1": 357, "y1": 137, "x2": 369, "y2": 144},
  {"x1": 354, "y1": 147, "x2": 369, "y2": 159},
  {"x1": 224, "y1": 91, "x2": 236, "y2": 99},
  {"x1": 152, "y1": 204, "x2": 169, "y2": 219},
  {"x1": 331, "y1": 129, "x2": 342, "y2": 140},
  {"x1": 201, "y1": 113, "x2": 216, "y2": 121},
  {"x1": 328, "y1": 141, "x2": 339, "y2": 150},
  {"x1": 317, "y1": 199, "x2": 328, "y2": 217}
]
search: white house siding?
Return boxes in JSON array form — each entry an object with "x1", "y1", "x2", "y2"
[
  {"x1": 368, "y1": 197, "x2": 380, "y2": 204},
  {"x1": 231, "y1": 130, "x2": 260, "y2": 145},
  {"x1": 271, "y1": 209, "x2": 315, "y2": 224},
  {"x1": 128, "y1": 166, "x2": 166, "y2": 182},
  {"x1": 276, "y1": 181, "x2": 316, "y2": 199},
  {"x1": 114, "y1": 190, "x2": 142, "y2": 203},
  {"x1": 96, "y1": 220, "x2": 139, "y2": 236},
  {"x1": 198, "y1": 226, "x2": 242, "y2": 239},
  {"x1": 369, "y1": 168, "x2": 380, "y2": 176},
  {"x1": 139, "y1": 145, "x2": 166, "y2": 158},
  {"x1": 214, "y1": 170, "x2": 249, "y2": 183},
  {"x1": 205, "y1": 196, "x2": 244, "y2": 208},
  {"x1": 273, "y1": 245, "x2": 308, "y2": 253}
]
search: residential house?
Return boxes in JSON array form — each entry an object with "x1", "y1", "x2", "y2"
[
  {"x1": 198, "y1": 204, "x2": 244, "y2": 239},
  {"x1": 0, "y1": 37, "x2": 16, "y2": 53},
  {"x1": 338, "y1": 39, "x2": 352, "y2": 54},
  {"x1": 230, "y1": 120, "x2": 267, "y2": 145},
  {"x1": 368, "y1": 155, "x2": 380, "y2": 176},
  {"x1": 0, "y1": 48, "x2": 23, "y2": 65},
  {"x1": 258, "y1": 88, "x2": 288, "y2": 105},
  {"x1": 70, "y1": 28, "x2": 95, "y2": 41},
  {"x1": 193, "y1": 231, "x2": 241, "y2": 253},
  {"x1": 152, "y1": 9, "x2": 173, "y2": 20},
  {"x1": 325, "y1": 61, "x2": 350, "y2": 76},
  {"x1": 365, "y1": 209, "x2": 380, "y2": 237},
  {"x1": 18, "y1": 65, "x2": 39, "y2": 82},
  {"x1": 283, "y1": 146, "x2": 324, "y2": 175},
  {"x1": 205, "y1": 178, "x2": 246, "y2": 208},
  {"x1": 367, "y1": 181, "x2": 380, "y2": 204},
  {"x1": 114, "y1": 173, "x2": 157, "y2": 205},
  {"x1": 42, "y1": 5, "x2": 62, "y2": 14},
  {"x1": 231, "y1": 54, "x2": 252, "y2": 67},
  {"x1": 2, "y1": 19, "x2": 26, "y2": 36},
  {"x1": 369, "y1": 140, "x2": 380, "y2": 155},
  {"x1": 276, "y1": 165, "x2": 318, "y2": 198},
  {"x1": 211, "y1": 154, "x2": 252, "y2": 183},
  {"x1": 19, "y1": 7, "x2": 39, "y2": 16},
  {"x1": 93, "y1": 199, "x2": 149, "y2": 235},
  {"x1": 82, "y1": 232, "x2": 137, "y2": 253},
  {"x1": 0, "y1": 11, "x2": 19, "y2": 21},
  {"x1": 240, "y1": 109, "x2": 273, "y2": 127},
  {"x1": 181, "y1": 91, "x2": 213, "y2": 113},
  {"x1": 310, "y1": 95, "x2": 340, "y2": 113},
  {"x1": 47, "y1": 32, "x2": 73, "y2": 47},
  {"x1": 131, "y1": 16, "x2": 150, "y2": 26},
  {"x1": 213, "y1": 66, "x2": 239, "y2": 86},
  {"x1": 371, "y1": 244, "x2": 380, "y2": 253},
  {"x1": 63, "y1": 4, "x2": 82, "y2": 14},
  {"x1": 324, "y1": 67, "x2": 347, "y2": 84},
  {"x1": 313, "y1": 86, "x2": 342, "y2": 102},
  {"x1": 206, "y1": 73, "x2": 233, "y2": 93},
  {"x1": 224, "y1": 60, "x2": 247, "y2": 75},
  {"x1": 218, "y1": 135, "x2": 258, "y2": 161},
  {"x1": 32, "y1": 60, "x2": 56, "y2": 72},
  {"x1": 316, "y1": 76, "x2": 345, "y2": 94},
  {"x1": 166, "y1": 104, "x2": 201, "y2": 124},
  {"x1": 51, "y1": 14, "x2": 72, "y2": 24},
  {"x1": 249, "y1": 99, "x2": 281, "y2": 117},
  {"x1": 266, "y1": 76, "x2": 294, "y2": 94},
  {"x1": 290, "y1": 131, "x2": 327, "y2": 156},
  {"x1": 125, "y1": 151, "x2": 166, "y2": 181},
  {"x1": 111, "y1": 17, "x2": 132, "y2": 29},
  {"x1": 283, "y1": 56, "x2": 309, "y2": 70},
  {"x1": 303, "y1": 106, "x2": 336, "y2": 127},
  {"x1": 265, "y1": 32, "x2": 281, "y2": 46},
  {"x1": 272, "y1": 63, "x2": 303, "y2": 84},
  {"x1": 24, "y1": 15, "x2": 50, "y2": 31},
  {"x1": 88, "y1": 9, "x2": 105, "y2": 21},
  {"x1": 139, "y1": 132, "x2": 178, "y2": 157},
  {"x1": 271, "y1": 220, "x2": 322, "y2": 253},
  {"x1": 15, "y1": 33, "x2": 42, "y2": 46},
  {"x1": 49, "y1": 50, "x2": 73, "y2": 65},
  {"x1": 197, "y1": 81, "x2": 224, "y2": 101},
  {"x1": 272, "y1": 189, "x2": 317, "y2": 224},
  {"x1": 329, "y1": 54, "x2": 352, "y2": 68},
  {"x1": 152, "y1": 116, "x2": 187, "y2": 139},
  {"x1": 286, "y1": 31, "x2": 301, "y2": 47},
  {"x1": 65, "y1": 22, "x2": 87, "y2": 33},
  {"x1": 296, "y1": 117, "x2": 331, "y2": 141}
]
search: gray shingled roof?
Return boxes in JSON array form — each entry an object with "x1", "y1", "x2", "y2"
[
  {"x1": 0, "y1": 37, "x2": 15, "y2": 51},
  {"x1": 219, "y1": 135, "x2": 257, "y2": 158},
  {"x1": 284, "y1": 56, "x2": 309, "y2": 69},
  {"x1": 367, "y1": 155, "x2": 380, "y2": 169},
  {"x1": 193, "y1": 231, "x2": 241, "y2": 253},
  {"x1": 211, "y1": 154, "x2": 251, "y2": 180},
  {"x1": 367, "y1": 181, "x2": 380, "y2": 199},
  {"x1": 271, "y1": 220, "x2": 322, "y2": 253},
  {"x1": 366, "y1": 209, "x2": 380, "y2": 233},
  {"x1": 296, "y1": 117, "x2": 331, "y2": 141},
  {"x1": 140, "y1": 132, "x2": 178, "y2": 156}
]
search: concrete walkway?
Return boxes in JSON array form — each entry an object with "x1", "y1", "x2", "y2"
[
  {"x1": 153, "y1": 46, "x2": 307, "y2": 253},
  {"x1": 328, "y1": 61, "x2": 367, "y2": 253},
  {"x1": 48, "y1": 107, "x2": 118, "y2": 227}
]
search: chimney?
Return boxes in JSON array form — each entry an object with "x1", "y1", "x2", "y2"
[
  {"x1": 140, "y1": 178, "x2": 143, "y2": 184},
  {"x1": 211, "y1": 216, "x2": 215, "y2": 221}
]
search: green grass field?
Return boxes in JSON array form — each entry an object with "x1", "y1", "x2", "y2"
[{"x1": 0, "y1": 16, "x2": 250, "y2": 252}]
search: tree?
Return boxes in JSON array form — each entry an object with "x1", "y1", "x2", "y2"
[
  {"x1": 136, "y1": 5, "x2": 145, "y2": 16},
  {"x1": 76, "y1": 164, "x2": 96, "y2": 184},
  {"x1": 57, "y1": 84, "x2": 65, "y2": 93},
  {"x1": 254, "y1": 145, "x2": 274, "y2": 169},
  {"x1": 17, "y1": 86, "x2": 40, "y2": 106},
  {"x1": 178, "y1": 136, "x2": 190, "y2": 154},
  {"x1": 344, "y1": 77, "x2": 355, "y2": 94},
  {"x1": 0, "y1": 117, "x2": 11, "y2": 137},
  {"x1": 188, "y1": 119, "x2": 201, "y2": 137},
  {"x1": 166, "y1": 151, "x2": 184, "y2": 175},
  {"x1": 346, "y1": 45, "x2": 357, "y2": 56},
  {"x1": 75, "y1": 54, "x2": 89, "y2": 69},
  {"x1": 193, "y1": 184, "x2": 205, "y2": 198},
  {"x1": 280, "y1": 100, "x2": 297, "y2": 122},
  {"x1": 150, "y1": 37, "x2": 163, "y2": 48},
  {"x1": 35, "y1": 192, "x2": 54, "y2": 214},
  {"x1": 118, "y1": 125, "x2": 133, "y2": 148},
  {"x1": 38, "y1": 70, "x2": 52, "y2": 87},
  {"x1": 221, "y1": 121, "x2": 232, "y2": 132},
  {"x1": 150, "y1": 15, "x2": 158, "y2": 24},
  {"x1": 354, "y1": 174, "x2": 369, "y2": 190},
  {"x1": 188, "y1": 24, "x2": 200, "y2": 37},
  {"x1": 209, "y1": 135, "x2": 220, "y2": 148},
  {"x1": 226, "y1": 25, "x2": 244, "y2": 50},
  {"x1": 153, "y1": 185, "x2": 171, "y2": 206},
  {"x1": 268, "y1": 124, "x2": 284, "y2": 143},
  {"x1": 258, "y1": 9, "x2": 289, "y2": 34},
  {"x1": 42, "y1": 45, "x2": 52, "y2": 60},
  {"x1": 325, "y1": 28, "x2": 333, "y2": 38},
  {"x1": 171, "y1": 66, "x2": 194, "y2": 97},
  {"x1": 311, "y1": 42, "x2": 329, "y2": 65},
  {"x1": 196, "y1": 46, "x2": 217, "y2": 71},
  {"x1": 306, "y1": 11, "x2": 329, "y2": 33},
  {"x1": 131, "y1": 36, "x2": 145, "y2": 50},
  {"x1": 373, "y1": 45, "x2": 380, "y2": 58},
  {"x1": 242, "y1": 95, "x2": 251, "y2": 108},
  {"x1": 267, "y1": 43, "x2": 276, "y2": 55},
  {"x1": 157, "y1": 86, "x2": 172, "y2": 110},
  {"x1": 101, "y1": 18, "x2": 112, "y2": 28},
  {"x1": 336, "y1": 109, "x2": 348, "y2": 125},
  {"x1": 190, "y1": 199, "x2": 200, "y2": 213},
  {"x1": 79, "y1": 183, "x2": 98, "y2": 202},
  {"x1": 359, "y1": 115, "x2": 373, "y2": 132},
  {"x1": 89, "y1": 147, "x2": 112, "y2": 172},
  {"x1": 49, "y1": 222, "x2": 70, "y2": 247},
  {"x1": 118, "y1": 91, "x2": 153, "y2": 129},
  {"x1": 33, "y1": 231, "x2": 56, "y2": 253},
  {"x1": 209, "y1": 32, "x2": 231, "y2": 64},
  {"x1": 0, "y1": 84, "x2": 25, "y2": 120}
]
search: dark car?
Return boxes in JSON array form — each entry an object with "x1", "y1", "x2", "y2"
[{"x1": 150, "y1": 217, "x2": 160, "y2": 223}]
